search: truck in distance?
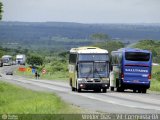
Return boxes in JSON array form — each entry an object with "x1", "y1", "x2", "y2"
[{"x1": 16, "y1": 54, "x2": 26, "y2": 65}]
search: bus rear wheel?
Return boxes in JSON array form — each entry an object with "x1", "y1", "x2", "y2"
[
  {"x1": 142, "y1": 89, "x2": 147, "y2": 93},
  {"x1": 133, "y1": 89, "x2": 137, "y2": 93},
  {"x1": 138, "y1": 90, "x2": 141, "y2": 93},
  {"x1": 117, "y1": 87, "x2": 124, "y2": 92},
  {"x1": 110, "y1": 87, "x2": 114, "y2": 91}
]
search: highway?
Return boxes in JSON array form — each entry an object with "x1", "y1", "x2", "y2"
[{"x1": 1, "y1": 66, "x2": 160, "y2": 114}]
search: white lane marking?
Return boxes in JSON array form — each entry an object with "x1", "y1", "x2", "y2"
[
  {"x1": 103, "y1": 93, "x2": 160, "y2": 105},
  {"x1": 72, "y1": 92, "x2": 160, "y2": 111}
]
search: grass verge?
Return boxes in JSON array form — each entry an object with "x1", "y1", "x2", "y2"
[
  {"x1": 150, "y1": 65, "x2": 160, "y2": 91},
  {"x1": 15, "y1": 66, "x2": 68, "y2": 81},
  {"x1": 0, "y1": 81, "x2": 81, "y2": 114}
]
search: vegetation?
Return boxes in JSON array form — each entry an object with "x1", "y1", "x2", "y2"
[
  {"x1": 27, "y1": 55, "x2": 44, "y2": 66},
  {"x1": 0, "y1": 1, "x2": 2, "y2": 20},
  {"x1": 90, "y1": 33, "x2": 110, "y2": 42},
  {"x1": 0, "y1": 81, "x2": 82, "y2": 114},
  {"x1": 150, "y1": 66, "x2": 160, "y2": 91},
  {"x1": 17, "y1": 53, "x2": 68, "y2": 80},
  {"x1": 0, "y1": 46, "x2": 4, "y2": 57},
  {"x1": 94, "y1": 41, "x2": 124, "y2": 53},
  {"x1": 0, "y1": 22, "x2": 160, "y2": 51},
  {"x1": 133, "y1": 40, "x2": 160, "y2": 63}
]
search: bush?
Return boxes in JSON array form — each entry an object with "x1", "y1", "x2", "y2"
[
  {"x1": 27, "y1": 55, "x2": 44, "y2": 66},
  {"x1": 134, "y1": 40, "x2": 160, "y2": 63}
]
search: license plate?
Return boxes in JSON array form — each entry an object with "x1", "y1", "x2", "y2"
[{"x1": 133, "y1": 80, "x2": 139, "y2": 83}]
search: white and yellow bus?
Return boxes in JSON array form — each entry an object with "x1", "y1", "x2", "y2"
[
  {"x1": 2, "y1": 55, "x2": 13, "y2": 66},
  {"x1": 69, "y1": 47, "x2": 110, "y2": 92}
]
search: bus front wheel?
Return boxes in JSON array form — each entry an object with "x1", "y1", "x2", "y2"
[
  {"x1": 77, "y1": 88, "x2": 81, "y2": 92},
  {"x1": 76, "y1": 82, "x2": 81, "y2": 92},
  {"x1": 72, "y1": 87, "x2": 76, "y2": 91},
  {"x1": 110, "y1": 87, "x2": 114, "y2": 91},
  {"x1": 102, "y1": 88, "x2": 107, "y2": 93},
  {"x1": 94, "y1": 88, "x2": 101, "y2": 92}
]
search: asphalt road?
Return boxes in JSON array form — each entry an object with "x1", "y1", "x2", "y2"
[{"x1": 1, "y1": 65, "x2": 160, "y2": 114}]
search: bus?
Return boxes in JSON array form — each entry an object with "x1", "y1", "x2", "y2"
[
  {"x1": 0, "y1": 58, "x2": 3, "y2": 67},
  {"x1": 69, "y1": 47, "x2": 110, "y2": 92},
  {"x1": 110, "y1": 48, "x2": 152, "y2": 93},
  {"x1": 2, "y1": 55, "x2": 13, "y2": 66}
]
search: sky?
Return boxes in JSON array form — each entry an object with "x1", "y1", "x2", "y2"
[{"x1": 1, "y1": 0, "x2": 160, "y2": 23}]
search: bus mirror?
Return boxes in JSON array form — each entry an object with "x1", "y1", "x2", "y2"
[
  {"x1": 76, "y1": 65, "x2": 78, "y2": 71},
  {"x1": 110, "y1": 65, "x2": 113, "y2": 71}
]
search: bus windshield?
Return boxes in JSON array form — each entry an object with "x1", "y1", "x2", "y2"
[
  {"x1": 78, "y1": 62, "x2": 108, "y2": 78},
  {"x1": 94, "y1": 62, "x2": 108, "y2": 78},
  {"x1": 125, "y1": 52, "x2": 150, "y2": 61},
  {"x1": 3, "y1": 58, "x2": 9, "y2": 63},
  {"x1": 17, "y1": 58, "x2": 23, "y2": 60}
]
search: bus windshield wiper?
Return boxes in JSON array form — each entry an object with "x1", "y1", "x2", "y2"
[
  {"x1": 86, "y1": 69, "x2": 93, "y2": 79},
  {"x1": 94, "y1": 69, "x2": 102, "y2": 79}
]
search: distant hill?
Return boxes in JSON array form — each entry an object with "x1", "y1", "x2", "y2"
[{"x1": 0, "y1": 21, "x2": 160, "y2": 50}]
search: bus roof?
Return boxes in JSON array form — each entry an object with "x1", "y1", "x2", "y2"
[
  {"x1": 70, "y1": 46, "x2": 108, "y2": 54},
  {"x1": 2, "y1": 55, "x2": 12, "y2": 58},
  {"x1": 117, "y1": 48, "x2": 151, "y2": 53}
]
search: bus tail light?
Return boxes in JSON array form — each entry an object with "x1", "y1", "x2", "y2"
[
  {"x1": 148, "y1": 74, "x2": 151, "y2": 80},
  {"x1": 121, "y1": 73, "x2": 124, "y2": 79}
]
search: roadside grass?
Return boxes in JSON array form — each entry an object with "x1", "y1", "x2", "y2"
[
  {"x1": 15, "y1": 66, "x2": 68, "y2": 81},
  {"x1": 0, "y1": 81, "x2": 82, "y2": 114},
  {"x1": 40, "y1": 71, "x2": 68, "y2": 81},
  {"x1": 150, "y1": 80, "x2": 160, "y2": 91},
  {"x1": 150, "y1": 65, "x2": 160, "y2": 91},
  {"x1": 16, "y1": 69, "x2": 35, "y2": 79}
]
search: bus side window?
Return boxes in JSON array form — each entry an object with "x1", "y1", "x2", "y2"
[{"x1": 117, "y1": 53, "x2": 122, "y2": 67}]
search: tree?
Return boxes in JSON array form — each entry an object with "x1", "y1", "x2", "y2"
[
  {"x1": 94, "y1": 41, "x2": 124, "y2": 53},
  {"x1": 27, "y1": 55, "x2": 43, "y2": 67},
  {"x1": 0, "y1": 2, "x2": 3, "y2": 20},
  {"x1": 90, "y1": 33, "x2": 110, "y2": 42},
  {"x1": 133, "y1": 40, "x2": 160, "y2": 63}
]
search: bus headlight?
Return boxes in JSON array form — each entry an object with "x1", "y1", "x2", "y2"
[
  {"x1": 77, "y1": 78, "x2": 83, "y2": 81},
  {"x1": 77, "y1": 78, "x2": 86, "y2": 82}
]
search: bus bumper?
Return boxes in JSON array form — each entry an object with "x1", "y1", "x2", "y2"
[
  {"x1": 78, "y1": 82, "x2": 109, "y2": 90},
  {"x1": 122, "y1": 81, "x2": 150, "y2": 89}
]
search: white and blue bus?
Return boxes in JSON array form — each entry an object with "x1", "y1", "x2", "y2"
[{"x1": 110, "y1": 48, "x2": 152, "y2": 93}]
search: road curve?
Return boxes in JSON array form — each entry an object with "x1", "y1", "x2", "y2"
[{"x1": 1, "y1": 66, "x2": 160, "y2": 114}]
